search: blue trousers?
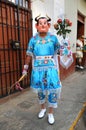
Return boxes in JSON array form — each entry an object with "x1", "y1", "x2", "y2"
[{"x1": 38, "y1": 89, "x2": 59, "y2": 108}]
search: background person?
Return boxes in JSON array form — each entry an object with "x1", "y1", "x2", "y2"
[{"x1": 76, "y1": 35, "x2": 84, "y2": 69}]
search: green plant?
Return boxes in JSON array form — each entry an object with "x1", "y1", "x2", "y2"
[{"x1": 54, "y1": 18, "x2": 72, "y2": 39}]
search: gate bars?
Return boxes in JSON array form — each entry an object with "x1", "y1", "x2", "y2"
[{"x1": 0, "y1": 0, "x2": 32, "y2": 97}]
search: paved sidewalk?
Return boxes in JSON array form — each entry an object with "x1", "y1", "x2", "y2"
[{"x1": 0, "y1": 70, "x2": 86, "y2": 130}]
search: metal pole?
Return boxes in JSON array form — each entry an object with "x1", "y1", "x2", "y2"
[{"x1": 17, "y1": 1, "x2": 22, "y2": 76}]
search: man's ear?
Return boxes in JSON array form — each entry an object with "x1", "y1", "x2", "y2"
[
  {"x1": 35, "y1": 23, "x2": 38, "y2": 29},
  {"x1": 48, "y1": 23, "x2": 51, "y2": 28}
]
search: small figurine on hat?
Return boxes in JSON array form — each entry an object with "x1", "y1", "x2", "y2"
[{"x1": 22, "y1": 14, "x2": 62, "y2": 125}]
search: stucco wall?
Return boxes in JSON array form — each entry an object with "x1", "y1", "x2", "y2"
[
  {"x1": 65, "y1": 0, "x2": 86, "y2": 52},
  {"x1": 77, "y1": 0, "x2": 86, "y2": 40},
  {"x1": 31, "y1": 0, "x2": 54, "y2": 35},
  {"x1": 65, "y1": 0, "x2": 78, "y2": 53},
  {"x1": 78, "y1": 0, "x2": 86, "y2": 15},
  {"x1": 31, "y1": 0, "x2": 65, "y2": 36}
]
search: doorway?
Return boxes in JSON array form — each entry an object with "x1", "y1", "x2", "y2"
[{"x1": 76, "y1": 12, "x2": 85, "y2": 68}]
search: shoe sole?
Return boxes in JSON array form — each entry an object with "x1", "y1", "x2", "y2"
[
  {"x1": 38, "y1": 111, "x2": 46, "y2": 119},
  {"x1": 48, "y1": 120, "x2": 55, "y2": 125},
  {"x1": 48, "y1": 117, "x2": 55, "y2": 125}
]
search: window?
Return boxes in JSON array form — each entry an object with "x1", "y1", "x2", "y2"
[
  {"x1": 8, "y1": 0, "x2": 28, "y2": 9},
  {"x1": 8, "y1": 0, "x2": 16, "y2": 3},
  {"x1": 18, "y1": 0, "x2": 22, "y2": 6},
  {"x1": 26, "y1": 1, "x2": 28, "y2": 8},
  {"x1": 15, "y1": 0, "x2": 18, "y2": 4}
]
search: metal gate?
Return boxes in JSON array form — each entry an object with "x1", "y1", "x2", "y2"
[{"x1": 0, "y1": 0, "x2": 32, "y2": 98}]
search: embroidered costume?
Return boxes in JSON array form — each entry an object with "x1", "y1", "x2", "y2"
[
  {"x1": 26, "y1": 32, "x2": 62, "y2": 108},
  {"x1": 22, "y1": 15, "x2": 73, "y2": 124}
]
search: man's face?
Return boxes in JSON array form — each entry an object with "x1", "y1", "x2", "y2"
[{"x1": 35, "y1": 18, "x2": 50, "y2": 33}]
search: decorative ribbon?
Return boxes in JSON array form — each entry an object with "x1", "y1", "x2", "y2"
[{"x1": 8, "y1": 74, "x2": 26, "y2": 95}]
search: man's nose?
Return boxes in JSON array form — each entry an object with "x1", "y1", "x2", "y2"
[{"x1": 41, "y1": 23, "x2": 45, "y2": 27}]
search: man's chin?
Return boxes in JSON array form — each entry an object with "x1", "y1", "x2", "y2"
[{"x1": 39, "y1": 32, "x2": 47, "y2": 34}]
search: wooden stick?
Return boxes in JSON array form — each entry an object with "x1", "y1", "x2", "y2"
[{"x1": 18, "y1": 74, "x2": 26, "y2": 82}]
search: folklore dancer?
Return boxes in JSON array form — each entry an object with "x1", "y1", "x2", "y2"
[{"x1": 22, "y1": 14, "x2": 71, "y2": 124}]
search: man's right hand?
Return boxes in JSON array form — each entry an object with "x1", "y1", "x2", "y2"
[
  {"x1": 22, "y1": 65, "x2": 29, "y2": 75},
  {"x1": 22, "y1": 69, "x2": 27, "y2": 75}
]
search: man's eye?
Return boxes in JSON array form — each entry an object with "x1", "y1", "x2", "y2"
[
  {"x1": 44, "y1": 22, "x2": 47, "y2": 25},
  {"x1": 39, "y1": 22, "x2": 42, "y2": 25},
  {"x1": 38, "y1": 22, "x2": 47, "y2": 25}
]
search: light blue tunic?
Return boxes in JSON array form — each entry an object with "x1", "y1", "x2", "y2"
[{"x1": 26, "y1": 32, "x2": 62, "y2": 95}]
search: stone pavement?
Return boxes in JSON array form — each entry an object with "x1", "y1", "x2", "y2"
[{"x1": 0, "y1": 70, "x2": 86, "y2": 130}]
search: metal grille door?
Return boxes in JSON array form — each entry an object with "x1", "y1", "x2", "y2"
[{"x1": 0, "y1": 1, "x2": 32, "y2": 97}]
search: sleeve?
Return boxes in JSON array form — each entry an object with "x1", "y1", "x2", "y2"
[
  {"x1": 26, "y1": 37, "x2": 34, "y2": 56},
  {"x1": 53, "y1": 35, "x2": 60, "y2": 54}
]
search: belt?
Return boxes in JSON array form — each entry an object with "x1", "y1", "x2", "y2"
[{"x1": 35, "y1": 55, "x2": 53, "y2": 60}]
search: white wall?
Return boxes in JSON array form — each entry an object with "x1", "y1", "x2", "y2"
[
  {"x1": 65, "y1": 0, "x2": 86, "y2": 52},
  {"x1": 53, "y1": 0, "x2": 64, "y2": 22},
  {"x1": 31, "y1": 0, "x2": 65, "y2": 35},
  {"x1": 31, "y1": 0, "x2": 54, "y2": 35},
  {"x1": 65, "y1": 0, "x2": 78, "y2": 53},
  {"x1": 77, "y1": 0, "x2": 86, "y2": 15},
  {"x1": 77, "y1": 0, "x2": 86, "y2": 40},
  {"x1": 53, "y1": 0, "x2": 65, "y2": 36}
]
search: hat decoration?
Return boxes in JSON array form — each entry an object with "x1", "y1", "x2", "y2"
[{"x1": 35, "y1": 14, "x2": 51, "y2": 22}]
